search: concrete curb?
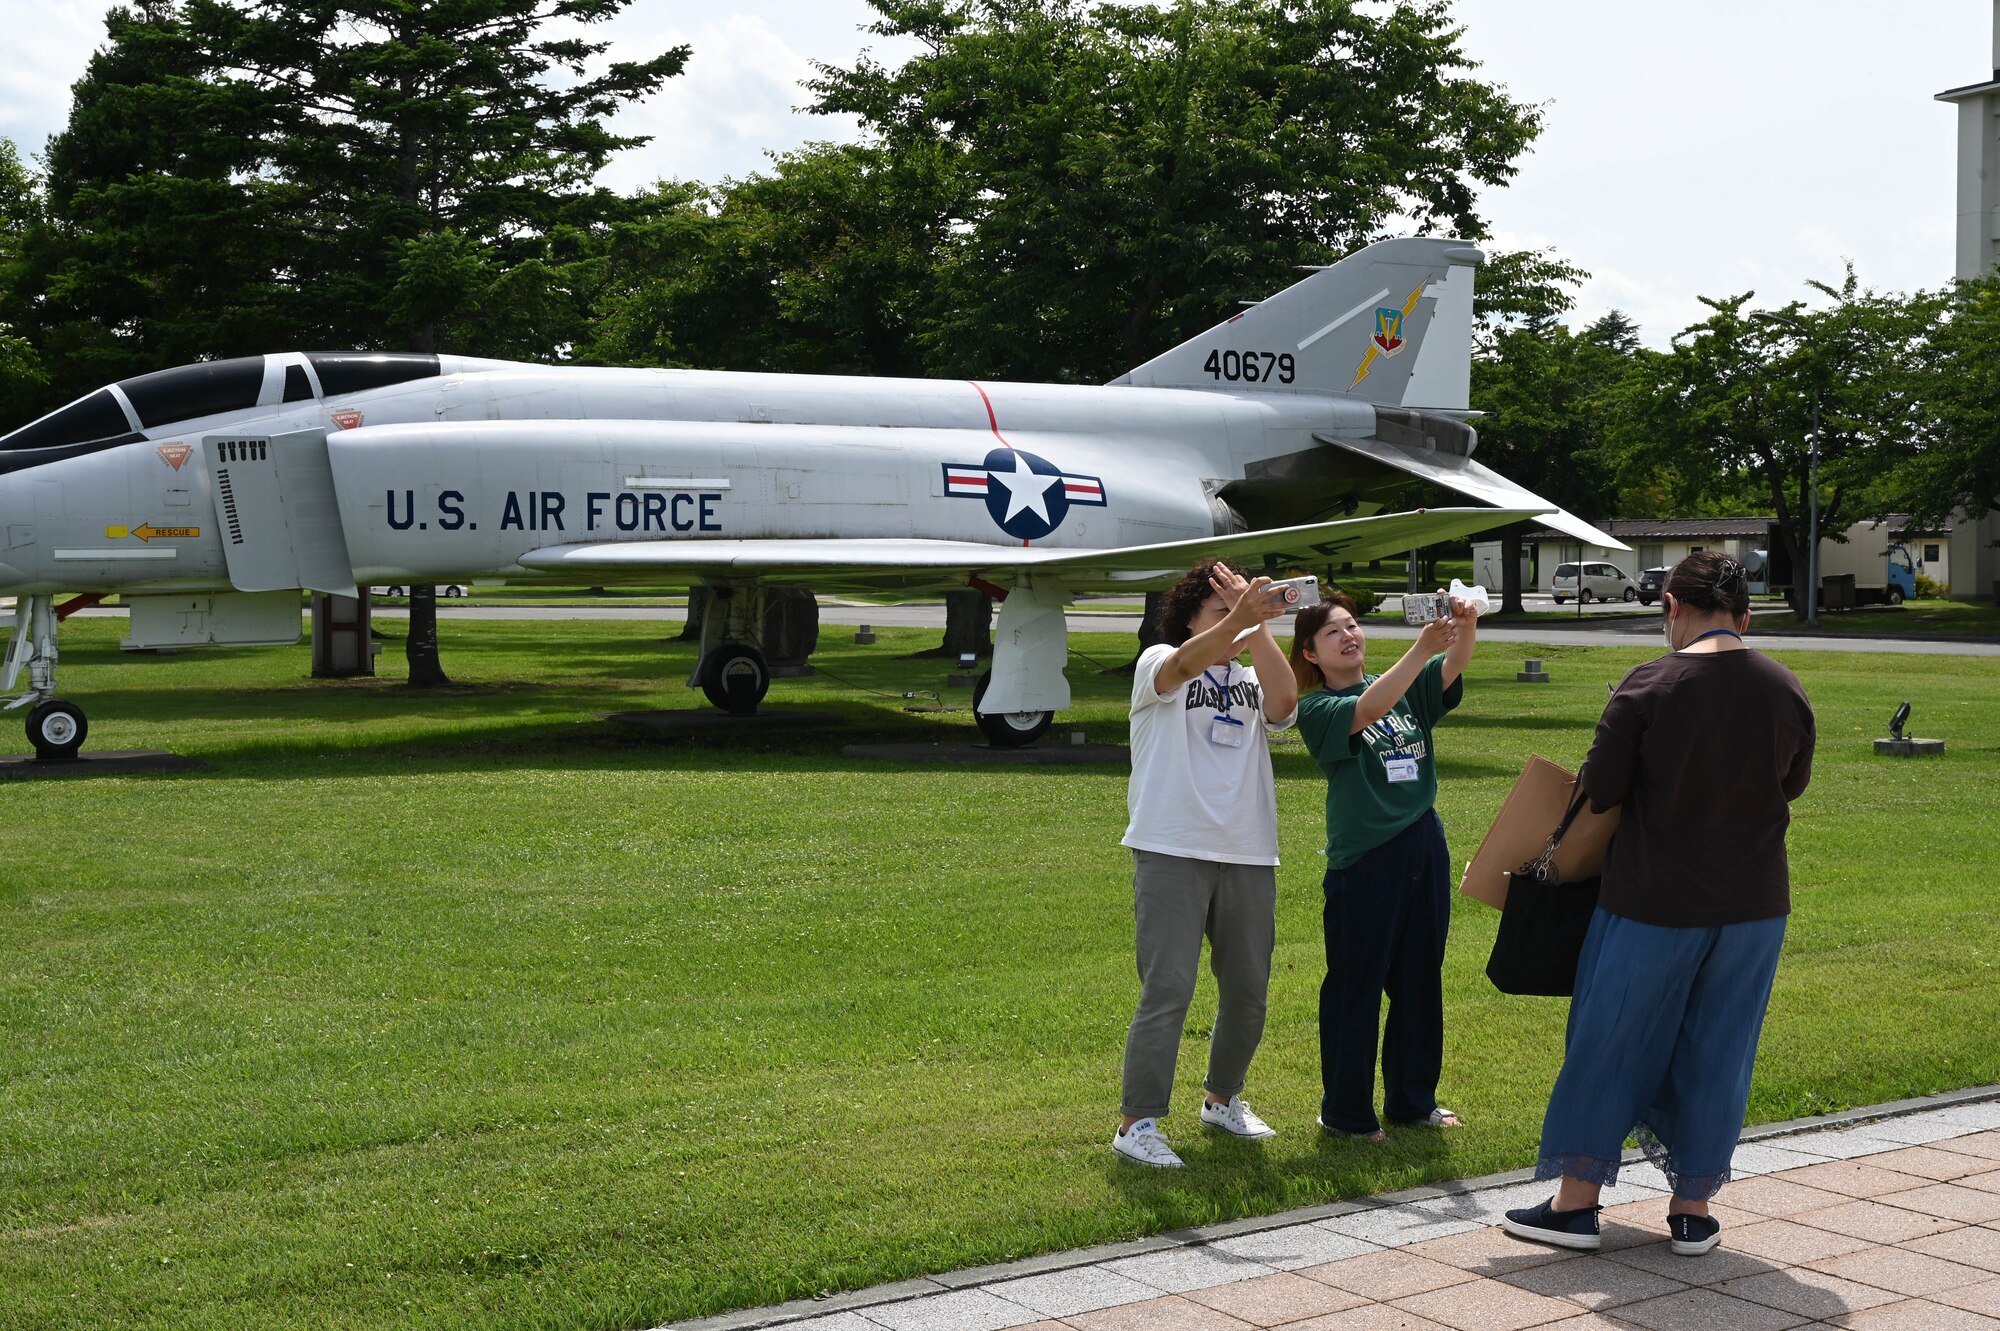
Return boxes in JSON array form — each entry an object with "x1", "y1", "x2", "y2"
[{"x1": 664, "y1": 1082, "x2": 2000, "y2": 1331}]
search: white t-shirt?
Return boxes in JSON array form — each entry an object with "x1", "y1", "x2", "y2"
[{"x1": 1122, "y1": 642, "x2": 1298, "y2": 866}]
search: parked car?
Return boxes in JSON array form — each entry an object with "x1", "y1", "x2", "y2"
[
  {"x1": 370, "y1": 584, "x2": 467, "y2": 598},
  {"x1": 1636, "y1": 565, "x2": 1673, "y2": 606},
  {"x1": 1551, "y1": 561, "x2": 1638, "y2": 604}
]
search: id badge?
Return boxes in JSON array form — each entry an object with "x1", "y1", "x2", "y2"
[
  {"x1": 1210, "y1": 715, "x2": 1247, "y2": 747},
  {"x1": 1384, "y1": 755, "x2": 1419, "y2": 783}
]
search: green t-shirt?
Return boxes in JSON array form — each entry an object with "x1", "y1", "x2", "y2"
[{"x1": 1296, "y1": 654, "x2": 1463, "y2": 869}]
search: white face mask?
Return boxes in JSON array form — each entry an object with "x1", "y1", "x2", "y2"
[{"x1": 1663, "y1": 609, "x2": 1675, "y2": 650}]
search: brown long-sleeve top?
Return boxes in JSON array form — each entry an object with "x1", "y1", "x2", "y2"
[{"x1": 1582, "y1": 650, "x2": 1816, "y2": 928}]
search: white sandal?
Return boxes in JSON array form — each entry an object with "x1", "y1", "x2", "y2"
[{"x1": 1425, "y1": 1106, "x2": 1463, "y2": 1128}]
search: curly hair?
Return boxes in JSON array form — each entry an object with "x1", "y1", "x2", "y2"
[{"x1": 1157, "y1": 560, "x2": 1248, "y2": 646}]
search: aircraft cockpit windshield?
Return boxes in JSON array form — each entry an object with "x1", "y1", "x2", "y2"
[
  {"x1": 0, "y1": 352, "x2": 444, "y2": 458},
  {"x1": 304, "y1": 352, "x2": 441, "y2": 396},
  {"x1": 0, "y1": 388, "x2": 143, "y2": 454}
]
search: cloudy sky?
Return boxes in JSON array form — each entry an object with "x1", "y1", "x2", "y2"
[{"x1": 2, "y1": 0, "x2": 1989, "y2": 343}]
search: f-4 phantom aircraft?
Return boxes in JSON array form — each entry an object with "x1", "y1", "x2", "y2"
[{"x1": 0, "y1": 236, "x2": 1619, "y2": 758}]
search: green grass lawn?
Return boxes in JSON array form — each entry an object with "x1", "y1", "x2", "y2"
[
  {"x1": 3, "y1": 620, "x2": 1997, "y2": 1330},
  {"x1": 1753, "y1": 596, "x2": 2000, "y2": 638}
]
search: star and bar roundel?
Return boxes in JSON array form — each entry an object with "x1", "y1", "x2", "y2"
[{"x1": 942, "y1": 447, "x2": 1107, "y2": 541}]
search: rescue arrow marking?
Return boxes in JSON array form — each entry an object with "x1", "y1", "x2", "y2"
[{"x1": 131, "y1": 524, "x2": 201, "y2": 542}]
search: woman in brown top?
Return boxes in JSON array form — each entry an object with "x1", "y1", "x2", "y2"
[{"x1": 1503, "y1": 552, "x2": 1816, "y2": 1258}]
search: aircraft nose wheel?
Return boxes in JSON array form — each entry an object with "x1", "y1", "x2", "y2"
[
  {"x1": 27, "y1": 699, "x2": 88, "y2": 761},
  {"x1": 700, "y1": 645, "x2": 771, "y2": 715},
  {"x1": 972, "y1": 670, "x2": 1054, "y2": 748}
]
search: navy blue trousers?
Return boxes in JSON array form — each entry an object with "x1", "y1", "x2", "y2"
[{"x1": 1319, "y1": 810, "x2": 1450, "y2": 1134}]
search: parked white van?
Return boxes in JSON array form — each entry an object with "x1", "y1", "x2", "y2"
[{"x1": 1551, "y1": 561, "x2": 1638, "y2": 604}]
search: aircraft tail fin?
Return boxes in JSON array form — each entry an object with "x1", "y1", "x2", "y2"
[{"x1": 1110, "y1": 237, "x2": 1480, "y2": 411}]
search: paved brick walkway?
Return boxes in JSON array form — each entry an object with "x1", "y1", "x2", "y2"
[{"x1": 672, "y1": 1095, "x2": 2000, "y2": 1331}]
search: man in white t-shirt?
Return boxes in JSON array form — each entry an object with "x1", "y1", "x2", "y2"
[{"x1": 1113, "y1": 561, "x2": 1300, "y2": 1168}]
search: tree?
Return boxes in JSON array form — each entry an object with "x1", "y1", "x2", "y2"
[
  {"x1": 19, "y1": 5, "x2": 296, "y2": 417},
  {"x1": 1468, "y1": 268, "x2": 1638, "y2": 613},
  {"x1": 1606, "y1": 273, "x2": 1941, "y2": 614},
  {"x1": 1473, "y1": 247, "x2": 1590, "y2": 350},
  {"x1": 1897, "y1": 270, "x2": 2000, "y2": 529},
  {"x1": 214, "y1": 0, "x2": 687, "y2": 683},
  {"x1": 580, "y1": 143, "x2": 952, "y2": 377},
  {"x1": 809, "y1": 0, "x2": 1544, "y2": 384},
  {"x1": 172, "y1": 0, "x2": 690, "y2": 358},
  {"x1": 0, "y1": 139, "x2": 48, "y2": 422}
]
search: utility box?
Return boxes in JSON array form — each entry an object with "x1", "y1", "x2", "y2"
[
  {"x1": 1820, "y1": 574, "x2": 1857, "y2": 613},
  {"x1": 123, "y1": 591, "x2": 304, "y2": 649},
  {"x1": 311, "y1": 592, "x2": 378, "y2": 677}
]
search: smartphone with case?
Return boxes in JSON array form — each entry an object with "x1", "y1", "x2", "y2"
[
  {"x1": 1402, "y1": 591, "x2": 1450, "y2": 625},
  {"x1": 1265, "y1": 575, "x2": 1320, "y2": 608}
]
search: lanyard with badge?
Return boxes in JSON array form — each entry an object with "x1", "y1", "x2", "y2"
[
  {"x1": 1204, "y1": 665, "x2": 1246, "y2": 747},
  {"x1": 1369, "y1": 709, "x2": 1422, "y2": 783}
]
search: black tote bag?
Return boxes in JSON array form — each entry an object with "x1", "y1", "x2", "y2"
[{"x1": 1486, "y1": 782, "x2": 1602, "y2": 997}]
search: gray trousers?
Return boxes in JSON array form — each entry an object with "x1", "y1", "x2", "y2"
[{"x1": 1120, "y1": 849, "x2": 1277, "y2": 1120}]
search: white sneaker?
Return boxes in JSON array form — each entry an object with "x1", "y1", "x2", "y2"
[
  {"x1": 1201, "y1": 1096, "x2": 1277, "y2": 1139},
  {"x1": 1112, "y1": 1117, "x2": 1184, "y2": 1168}
]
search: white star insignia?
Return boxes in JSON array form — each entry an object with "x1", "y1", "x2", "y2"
[{"x1": 986, "y1": 450, "x2": 1060, "y2": 523}]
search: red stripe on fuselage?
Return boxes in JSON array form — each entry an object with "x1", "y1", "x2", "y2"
[
  {"x1": 967, "y1": 381, "x2": 1012, "y2": 451},
  {"x1": 966, "y1": 381, "x2": 1031, "y2": 545}
]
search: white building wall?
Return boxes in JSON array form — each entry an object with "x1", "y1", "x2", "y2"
[
  {"x1": 1941, "y1": 8, "x2": 2000, "y2": 601},
  {"x1": 1948, "y1": 510, "x2": 1996, "y2": 601},
  {"x1": 1468, "y1": 540, "x2": 1530, "y2": 589},
  {"x1": 1533, "y1": 537, "x2": 1754, "y2": 593}
]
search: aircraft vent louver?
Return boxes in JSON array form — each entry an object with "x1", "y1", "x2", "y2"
[
  {"x1": 216, "y1": 440, "x2": 268, "y2": 462},
  {"x1": 216, "y1": 470, "x2": 245, "y2": 545}
]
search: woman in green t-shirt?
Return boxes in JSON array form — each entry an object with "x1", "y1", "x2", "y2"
[{"x1": 1288, "y1": 589, "x2": 1477, "y2": 1140}]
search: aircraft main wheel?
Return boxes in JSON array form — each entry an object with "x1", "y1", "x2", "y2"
[
  {"x1": 701, "y1": 644, "x2": 770, "y2": 715},
  {"x1": 1624, "y1": 587, "x2": 1638, "y2": 602},
  {"x1": 972, "y1": 670, "x2": 1054, "y2": 748},
  {"x1": 27, "y1": 699, "x2": 87, "y2": 761}
]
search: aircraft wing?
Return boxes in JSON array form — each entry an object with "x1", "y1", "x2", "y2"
[
  {"x1": 516, "y1": 506, "x2": 1543, "y2": 590},
  {"x1": 1313, "y1": 432, "x2": 1631, "y2": 552}
]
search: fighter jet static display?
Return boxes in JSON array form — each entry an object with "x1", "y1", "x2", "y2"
[{"x1": 0, "y1": 236, "x2": 1621, "y2": 759}]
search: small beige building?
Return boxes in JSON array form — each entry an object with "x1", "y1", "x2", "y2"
[
  {"x1": 1476, "y1": 518, "x2": 1778, "y2": 595},
  {"x1": 1474, "y1": 516, "x2": 1959, "y2": 600}
]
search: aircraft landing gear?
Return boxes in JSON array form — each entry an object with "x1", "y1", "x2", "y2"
[
  {"x1": 973, "y1": 577, "x2": 1071, "y2": 748},
  {"x1": 26, "y1": 699, "x2": 87, "y2": 760},
  {"x1": 972, "y1": 670, "x2": 1053, "y2": 748},
  {"x1": 691, "y1": 584, "x2": 773, "y2": 715},
  {"x1": 700, "y1": 644, "x2": 771, "y2": 714},
  {"x1": 4, "y1": 594, "x2": 88, "y2": 760}
]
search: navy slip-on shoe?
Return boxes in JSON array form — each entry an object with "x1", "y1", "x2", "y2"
[
  {"x1": 1668, "y1": 1212, "x2": 1722, "y2": 1255},
  {"x1": 1502, "y1": 1198, "x2": 1603, "y2": 1251}
]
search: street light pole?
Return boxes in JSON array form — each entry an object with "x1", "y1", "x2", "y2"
[
  {"x1": 1753, "y1": 311, "x2": 1821, "y2": 628},
  {"x1": 1805, "y1": 370, "x2": 1820, "y2": 629}
]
